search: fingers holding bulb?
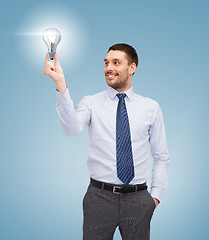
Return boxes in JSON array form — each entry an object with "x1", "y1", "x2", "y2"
[
  {"x1": 44, "y1": 52, "x2": 65, "y2": 83},
  {"x1": 44, "y1": 58, "x2": 55, "y2": 74},
  {"x1": 44, "y1": 54, "x2": 56, "y2": 78}
]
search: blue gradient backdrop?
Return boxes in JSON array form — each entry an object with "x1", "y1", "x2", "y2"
[{"x1": 1, "y1": 0, "x2": 209, "y2": 239}]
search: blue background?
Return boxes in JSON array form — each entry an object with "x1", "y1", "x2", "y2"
[{"x1": 1, "y1": 0, "x2": 209, "y2": 239}]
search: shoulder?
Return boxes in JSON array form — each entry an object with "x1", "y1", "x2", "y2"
[
  {"x1": 84, "y1": 89, "x2": 109, "y2": 103},
  {"x1": 78, "y1": 89, "x2": 108, "y2": 107},
  {"x1": 90, "y1": 89, "x2": 108, "y2": 98},
  {"x1": 132, "y1": 92, "x2": 160, "y2": 109}
]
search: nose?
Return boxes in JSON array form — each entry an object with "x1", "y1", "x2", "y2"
[{"x1": 105, "y1": 62, "x2": 113, "y2": 72}]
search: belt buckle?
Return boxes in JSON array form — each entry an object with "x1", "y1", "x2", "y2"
[{"x1": 113, "y1": 186, "x2": 122, "y2": 194}]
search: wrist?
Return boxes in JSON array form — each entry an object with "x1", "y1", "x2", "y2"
[{"x1": 56, "y1": 82, "x2": 67, "y2": 94}]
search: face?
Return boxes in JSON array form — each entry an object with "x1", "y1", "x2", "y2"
[{"x1": 104, "y1": 50, "x2": 136, "y2": 92}]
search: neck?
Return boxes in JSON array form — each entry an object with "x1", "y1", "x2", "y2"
[{"x1": 114, "y1": 84, "x2": 132, "y2": 93}]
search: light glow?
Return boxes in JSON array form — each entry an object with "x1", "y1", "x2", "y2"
[{"x1": 15, "y1": 5, "x2": 89, "y2": 70}]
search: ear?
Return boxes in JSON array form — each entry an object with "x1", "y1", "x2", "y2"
[{"x1": 129, "y1": 63, "x2": 137, "y2": 75}]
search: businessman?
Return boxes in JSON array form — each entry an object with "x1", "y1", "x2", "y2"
[{"x1": 44, "y1": 43, "x2": 170, "y2": 240}]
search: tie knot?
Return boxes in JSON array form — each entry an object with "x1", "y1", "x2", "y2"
[{"x1": 116, "y1": 93, "x2": 126, "y2": 100}]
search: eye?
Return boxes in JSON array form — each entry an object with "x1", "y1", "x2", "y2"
[
  {"x1": 114, "y1": 61, "x2": 119, "y2": 65},
  {"x1": 104, "y1": 62, "x2": 109, "y2": 66}
]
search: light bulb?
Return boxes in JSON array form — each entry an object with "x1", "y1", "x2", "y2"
[{"x1": 43, "y1": 28, "x2": 61, "y2": 60}]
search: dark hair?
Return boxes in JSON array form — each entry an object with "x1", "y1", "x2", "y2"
[{"x1": 108, "y1": 43, "x2": 138, "y2": 67}]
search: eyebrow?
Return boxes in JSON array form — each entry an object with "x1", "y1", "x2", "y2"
[{"x1": 104, "y1": 58, "x2": 120, "y2": 62}]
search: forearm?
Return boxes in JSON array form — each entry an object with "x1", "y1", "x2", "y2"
[{"x1": 44, "y1": 52, "x2": 86, "y2": 135}]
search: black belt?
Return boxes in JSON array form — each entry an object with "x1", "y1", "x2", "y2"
[{"x1": 90, "y1": 178, "x2": 147, "y2": 194}]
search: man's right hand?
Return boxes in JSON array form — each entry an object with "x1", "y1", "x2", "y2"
[{"x1": 43, "y1": 52, "x2": 67, "y2": 94}]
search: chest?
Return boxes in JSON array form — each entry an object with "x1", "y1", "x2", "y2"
[{"x1": 90, "y1": 99, "x2": 153, "y2": 141}]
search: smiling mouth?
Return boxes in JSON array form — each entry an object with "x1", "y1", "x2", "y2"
[{"x1": 106, "y1": 73, "x2": 119, "y2": 80}]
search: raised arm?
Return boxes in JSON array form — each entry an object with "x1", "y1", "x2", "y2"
[{"x1": 43, "y1": 53, "x2": 91, "y2": 137}]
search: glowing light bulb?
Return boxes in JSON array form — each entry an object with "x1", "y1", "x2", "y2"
[{"x1": 43, "y1": 28, "x2": 61, "y2": 60}]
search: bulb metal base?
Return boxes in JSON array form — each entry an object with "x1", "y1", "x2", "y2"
[{"x1": 49, "y1": 52, "x2": 55, "y2": 60}]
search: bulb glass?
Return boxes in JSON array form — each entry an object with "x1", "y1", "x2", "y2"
[{"x1": 43, "y1": 28, "x2": 61, "y2": 60}]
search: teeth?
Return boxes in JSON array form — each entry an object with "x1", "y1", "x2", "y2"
[{"x1": 107, "y1": 74, "x2": 117, "y2": 77}]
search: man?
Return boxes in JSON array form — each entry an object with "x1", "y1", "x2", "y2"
[{"x1": 44, "y1": 43, "x2": 170, "y2": 240}]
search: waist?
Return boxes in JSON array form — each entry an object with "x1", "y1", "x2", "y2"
[{"x1": 90, "y1": 178, "x2": 147, "y2": 194}]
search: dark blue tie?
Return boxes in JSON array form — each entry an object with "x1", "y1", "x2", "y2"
[{"x1": 116, "y1": 93, "x2": 134, "y2": 184}]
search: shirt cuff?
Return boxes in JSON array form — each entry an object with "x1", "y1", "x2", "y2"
[
  {"x1": 150, "y1": 187, "x2": 163, "y2": 203},
  {"x1": 56, "y1": 87, "x2": 72, "y2": 105}
]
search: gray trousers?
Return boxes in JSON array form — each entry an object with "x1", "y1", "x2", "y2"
[{"x1": 83, "y1": 182, "x2": 155, "y2": 240}]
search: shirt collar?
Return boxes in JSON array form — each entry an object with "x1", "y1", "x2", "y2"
[{"x1": 107, "y1": 86, "x2": 134, "y2": 100}]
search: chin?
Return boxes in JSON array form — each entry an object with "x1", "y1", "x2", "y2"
[{"x1": 106, "y1": 81, "x2": 116, "y2": 88}]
